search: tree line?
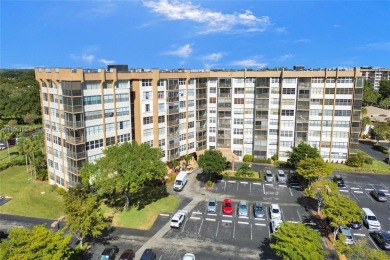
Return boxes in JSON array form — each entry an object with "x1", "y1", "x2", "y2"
[{"x1": 363, "y1": 79, "x2": 390, "y2": 108}]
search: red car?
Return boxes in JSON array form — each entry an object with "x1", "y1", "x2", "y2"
[{"x1": 222, "y1": 198, "x2": 233, "y2": 215}]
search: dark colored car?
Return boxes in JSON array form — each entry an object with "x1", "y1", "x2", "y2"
[
  {"x1": 253, "y1": 202, "x2": 265, "y2": 218},
  {"x1": 370, "y1": 190, "x2": 387, "y2": 202},
  {"x1": 371, "y1": 231, "x2": 390, "y2": 250},
  {"x1": 348, "y1": 221, "x2": 362, "y2": 229},
  {"x1": 222, "y1": 198, "x2": 233, "y2": 215},
  {"x1": 303, "y1": 219, "x2": 320, "y2": 233},
  {"x1": 119, "y1": 249, "x2": 135, "y2": 260},
  {"x1": 140, "y1": 249, "x2": 156, "y2": 260},
  {"x1": 99, "y1": 247, "x2": 119, "y2": 260},
  {"x1": 0, "y1": 231, "x2": 8, "y2": 241},
  {"x1": 333, "y1": 175, "x2": 345, "y2": 187},
  {"x1": 289, "y1": 175, "x2": 301, "y2": 189}
]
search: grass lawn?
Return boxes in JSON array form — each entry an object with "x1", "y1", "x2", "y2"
[
  {"x1": 330, "y1": 151, "x2": 390, "y2": 174},
  {"x1": 0, "y1": 166, "x2": 64, "y2": 219},
  {"x1": 103, "y1": 195, "x2": 180, "y2": 230},
  {"x1": 0, "y1": 146, "x2": 22, "y2": 164}
]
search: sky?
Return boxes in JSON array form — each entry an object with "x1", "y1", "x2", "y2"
[{"x1": 1, "y1": 0, "x2": 390, "y2": 70}]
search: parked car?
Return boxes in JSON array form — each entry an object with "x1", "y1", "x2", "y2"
[
  {"x1": 99, "y1": 246, "x2": 119, "y2": 260},
  {"x1": 266, "y1": 170, "x2": 274, "y2": 182},
  {"x1": 119, "y1": 249, "x2": 135, "y2": 260},
  {"x1": 333, "y1": 175, "x2": 345, "y2": 187},
  {"x1": 337, "y1": 226, "x2": 354, "y2": 245},
  {"x1": 348, "y1": 221, "x2": 362, "y2": 230},
  {"x1": 288, "y1": 175, "x2": 301, "y2": 189},
  {"x1": 170, "y1": 212, "x2": 186, "y2": 228},
  {"x1": 253, "y1": 202, "x2": 265, "y2": 218},
  {"x1": 277, "y1": 170, "x2": 286, "y2": 184},
  {"x1": 238, "y1": 201, "x2": 249, "y2": 217},
  {"x1": 270, "y1": 204, "x2": 281, "y2": 219},
  {"x1": 362, "y1": 208, "x2": 381, "y2": 230},
  {"x1": 371, "y1": 231, "x2": 390, "y2": 250},
  {"x1": 370, "y1": 190, "x2": 387, "y2": 202},
  {"x1": 0, "y1": 231, "x2": 8, "y2": 242},
  {"x1": 303, "y1": 219, "x2": 320, "y2": 232},
  {"x1": 0, "y1": 143, "x2": 6, "y2": 150},
  {"x1": 207, "y1": 198, "x2": 217, "y2": 213},
  {"x1": 182, "y1": 253, "x2": 196, "y2": 260},
  {"x1": 222, "y1": 198, "x2": 233, "y2": 215},
  {"x1": 140, "y1": 249, "x2": 156, "y2": 260},
  {"x1": 271, "y1": 218, "x2": 283, "y2": 233}
]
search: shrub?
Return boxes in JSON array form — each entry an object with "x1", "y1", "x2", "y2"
[
  {"x1": 346, "y1": 155, "x2": 364, "y2": 167},
  {"x1": 50, "y1": 184, "x2": 58, "y2": 192},
  {"x1": 56, "y1": 187, "x2": 67, "y2": 196},
  {"x1": 253, "y1": 158, "x2": 271, "y2": 164},
  {"x1": 234, "y1": 171, "x2": 241, "y2": 177},
  {"x1": 10, "y1": 157, "x2": 26, "y2": 166},
  {"x1": 36, "y1": 169, "x2": 48, "y2": 181},
  {"x1": 271, "y1": 154, "x2": 278, "y2": 161},
  {"x1": 243, "y1": 154, "x2": 253, "y2": 162},
  {"x1": 364, "y1": 157, "x2": 373, "y2": 165},
  {"x1": 247, "y1": 171, "x2": 255, "y2": 177},
  {"x1": 206, "y1": 180, "x2": 213, "y2": 187},
  {"x1": 267, "y1": 158, "x2": 272, "y2": 164}
]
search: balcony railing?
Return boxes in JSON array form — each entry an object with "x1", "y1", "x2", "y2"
[
  {"x1": 168, "y1": 153, "x2": 180, "y2": 161},
  {"x1": 167, "y1": 84, "x2": 179, "y2": 90},
  {"x1": 298, "y1": 94, "x2": 310, "y2": 99},
  {"x1": 168, "y1": 142, "x2": 180, "y2": 149},
  {"x1": 197, "y1": 135, "x2": 207, "y2": 141},
  {"x1": 198, "y1": 83, "x2": 207, "y2": 89},
  {"x1": 167, "y1": 97, "x2": 179, "y2": 103},
  {"x1": 168, "y1": 108, "x2": 179, "y2": 114},
  {"x1": 66, "y1": 136, "x2": 84, "y2": 144},
  {"x1": 67, "y1": 165, "x2": 81, "y2": 175},
  {"x1": 218, "y1": 124, "x2": 231, "y2": 128},
  {"x1": 197, "y1": 104, "x2": 207, "y2": 109},
  {"x1": 256, "y1": 94, "x2": 269, "y2": 99},
  {"x1": 197, "y1": 94, "x2": 207, "y2": 99},
  {"x1": 167, "y1": 120, "x2": 179, "y2": 126},
  {"x1": 167, "y1": 131, "x2": 179, "y2": 137},
  {"x1": 64, "y1": 120, "x2": 84, "y2": 128},
  {"x1": 218, "y1": 114, "x2": 231, "y2": 118},
  {"x1": 63, "y1": 105, "x2": 83, "y2": 113},
  {"x1": 67, "y1": 151, "x2": 86, "y2": 160},
  {"x1": 219, "y1": 93, "x2": 231, "y2": 98},
  {"x1": 217, "y1": 134, "x2": 231, "y2": 138},
  {"x1": 197, "y1": 115, "x2": 207, "y2": 120},
  {"x1": 218, "y1": 103, "x2": 231, "y2": 108}
]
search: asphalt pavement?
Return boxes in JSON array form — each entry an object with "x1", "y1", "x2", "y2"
[{"x1": 359, "y1": 140, "x2": 389, "y2": 162}]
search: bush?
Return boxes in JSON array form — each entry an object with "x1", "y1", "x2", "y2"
[
  {"x1": 364, "y1": 157, "x2": 373, "y2": 165},
  {"x1": 56, "y1": 187, "x2": 67, "y2": 196},
  {"x1": 247, "y1": 171, "x2": 255, "y2": 177},
  {"x1": 243, "y1": 154, "x2": 253, "y2": 162},
  {"x1": 234, "y1": 171, "x2": 242, "y2": 177},
  {"x1": 267, "y1": 158, "x2": 272, "y2": 164},
  {"x1": 10, "y1": 156, "x2": 26, "y2": 166},
  {"x1": 206, "y1": 180, "x2": 213, "y2": 187},
  {"x1": 36, "y1": 169, "x2": 48, "y2": 181},
  {"x1": 50, "y1": 185, "x2": 58, "y2": 192},
  {"x1": 346, "y1": 155, "x2": 364, "y2": 167},
  {"x1": 271, "y1": 154, "x2": 278, "y2": 161},
  {"x1": 253, "y1": 158, "x2": 272, "y2": 164}
]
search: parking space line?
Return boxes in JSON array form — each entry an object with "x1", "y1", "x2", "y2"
[
  {"x1": 265, "y1": 183, "x2": 273, "y2": 186},
  {"x1": 281, "y1": 208, "x2": 285, "y2": 222},
  {"x1": 159, "y1": 213, "x2": 170, "y2": 217},
  {"x1": 379, "y1": 189, "x2": 389, "y2": 192},
  {"x1": 267, "y1": 223, "x2": 271, "y2": 239},
  {"x1": 353, "y1": 233, "x2": 366, "y2": 237},
  {"x1": 297, "y1": 209, "x2": 302, "y2": 222},
  {"x1": 238, "y1": 221, "x2": 249, "y2": 225},
  {"x1": 233, "y1": 222, "x2": 236, "y2": 238},
  {"x1": 289, "y1": 187, "x2": 293, "y2": 197},
  {"x1": 158, "y1": 255, "x2": 163, "y2": 260},
  {"x1": 255, "y1": 218, "x2": 265, "y2": 221},
  {"x1": 369, "y1": 236, "x2": 379, "y2": 249},
  {"x1": 365, "y1": 188, "x2": 374, "y2": 191},
  {"x1": 385, "y1": 193, "x2": 390, "y2": 196},
  {"x1": 250, "y1": 183, "x2": 252, "y2": 193},
  {"x1": 255, "y1": 223, "x2": 266, "y2": 226},
  {"x1": 181, "y1": 217, "x2": 188, "y2": 231},
  {"x1": 287, "y1": 221, "x2": 299, "y2": 223},
  {"x1": 253, "y1": 182, "x2": 262, "y2": 185},
  {"x1": 192, "y1": 211, "x2": 202, "y2": 215},
  {"x1": 263, "y1": 184, "x2": 266, "y2": 195},
  {"x1": 279, "y1": 185, "x2": 287, "y2": 188},
  {"x1": 228, "y1": 181, "x2": 236, "y2": 183},
  {"x1": 222, "y1": 220, "x2": 232, "y2": 223},
  {"x1": 351, "y1": 192, "x2": 360, "y2": 202},
  {"x1": 190, "y1": 216, "x2": 201, "y2": 220},
  {"x1": 205, "y1": 218, "x2": 216, "y2": 221},
  {"x1": 354, "y1": 191, "x2": 364, "y2": 194},
  {"x1": 350, "y1": 187, "x2": 360, "y2": 190},
  {"x1": 198, "y1": 219, "x2": 204, "y2": 234},
  {"x1": 339, "y1": 189, "x2": 349, "y2": 193},
  {"x1": 241, "y1": 181, "x2": 248, "y2": 184},
  {"x1": 215, "y1": 221, "x2": 220, "y2": 237},
  {"x1": 224, "y1": 181, "x2": 226, "y2": 191},
  {"x1": 222, "y1": 215, "x2": 233, "y2": 218},
  {"x1": 251, "y1": 224, "x2": 253, "y2": 240},
  {"x1": 207, "y1": 213, "x2": 217, "y2": 216},
  {"x1": 237, "y1": 182, "x2": 239, "y2": 192},
  {"x1": 238, "y1": 216, "x2": 249, "y2": 219}
]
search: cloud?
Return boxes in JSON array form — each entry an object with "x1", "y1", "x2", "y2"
[
  {"x1": 70, "y1": 53, "x2": 95, "y2": 64},
  {"x1": 203, "y1": 53, "x2": 223, "y2": 62},
  {"x1": 333, "y1": 24, "x2": 341, "y2": 28},
  {"x1": 164, "y1": 44, "x2": 192, "y2": 58},
  {"x1": 231, "y1": 59, "x2": 267, "y2": 68},
  {"x1": 293, "y1": 38, "x2": 310, "y2": 43},
  {"x1": 278, "y1": 54, "x2": 295, "y2": 61},
  {"x1": 363, "y1": 42, "x2": 390, "y2": 51},
  {"x1": 143, "y1": 0, "x2": 270, "y2": 34},
  {"x1": 99, "y1": 59, "x2": 115, "y2": 65},
  {"x1": 274, "y1": 27, "x2": 286, "y2": 33}
]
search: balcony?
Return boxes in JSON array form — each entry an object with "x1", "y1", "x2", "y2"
[
  {"x1": 298, "y1": 94, "x2": 310, "y2": 99},
  {"x1": 218, "y1": 103, "x2": 231, "y2": 108},
  {"x1": 67, "y1": 165, "x2": 81, "y2": 175},
  {"x1": 64, "y1": 120, "x2": 84, "y2": 129},
  {"x1": 218, "y1": 114, "x2": 231, "y2": 118},
  {"x1": 168, "y1": 108, "x2": 179, "y2": 114},
  {"x1": 217, "y1": 134, "x2": 231, "y2": 138},
  {"x1": 167, "y1": 97, "x2": 179, "y2": 103},
  {"x1": 63, "y1": 105, "x2": 83, "y2": 113},
  {"x1": 168, "y1": 142, "x2": 180, "y2": 149},
  {"x1": 218, "y1": 124, "x2": 231, "y2": 128},
  {"x1": 256, "y1": 94, "x2": 269, "y2": 99},
  {"x1": 67, "y1": 151, "x2": 86, "y2": 160},
  {"x1": 197, "y1": 115, "x2": 207, "y2": 120},
  {"x1": 197, "y1": 125, "x2": 207, "y2": 130},
  {"x1": 197, "y1": 104, "x2": 207, "y2": 109},
  {"x1": 167, "y1": 120, "x2": 179, "y2": 126},
  {"x1": 66, "y1": 136, "x2": 84, "y2": 144},
  {"x1": 197, "y1": 94, "x2": 207, "y2": 99},
  {"x1": 219, "y1": 93, "x2": 231, "y2": 98},
  {"x1": 168, "y1": 153, "x2": 180, "y2": 161},
  {"x1": 197, "y1": 135, "x2": 207, "y2": 141},
  {"x1": 198, "y1": 83, "x2": 207, "y2": 89},
  {"x1": 351, "y1": 127, "x2": 360, "y2": 132},
  {"x1": 167, "y1": 84, "x2": 179, "y2": 90},
  {"x1": 168, "y1": 131, "x2": 179, "y2": 137}
]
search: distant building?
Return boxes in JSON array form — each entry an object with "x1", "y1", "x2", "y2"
[
  {"x1": 35, "y1": 67, "x2": 363, "y2": 188},
  {"x1": 360, "y1": 67, "x2": 390, "y2": 90}
]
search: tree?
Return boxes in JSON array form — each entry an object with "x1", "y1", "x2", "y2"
[
  {"x1": 169, "y1": 159, "x2": 180, "y2": 171},
  {"x1": 363, "y1": 80, "x2": 380, "y2": 105},
  {"x1": 379, "y1": 97, "x2": 390, "y2": 109},
  {"x1": 345, "y1": 154, "x2": 364, "y2": 167},
  {"x1": 198, "y1": 149, "x2": 227, "y2": 180},
  {"x1": 0, "y1": 225, "x2": 73, "y2": 260},
  {"x1": 296, "y1": 157, "x2": 332, "y2": 182},
  {"x1": 322, "y1": 194, "x2": 363, "y2": 239},
  {"x1": 378, "y1": 79, "x2": 390, "y2": 100},
  {"x1": 373, "y1": 119, "x2": 390, "y2": 163},
  {"x1": 22, "y1": 113, "x2": 38, "y2": 124},
  {"x1": 360, "y1": 116, "x2": 371, "y2": 137},
  {"x1": 63, "y1": 185, "x2": 110, "y2": 248},
  {"x1": 287, "y1": 143, "x2": 321, "y2": 169},
  {"x1": 304, "y1": 179, "x2": 339, "y2": 199},
  {"x1": 236, "y1": 162, "x2": 252, "y2": 177},
  {"x1": 340, "y1": 239, "x2": 390, "y2": 260},
  {"x1": 270, "y1": 222, "x2": 326, "y2": 260},
  {"x1": 183, "y1": 154, "x2": 192, "y2": 167},
  {"x1": 80, "y1": 141, "x2": 167, "y2": 210}
]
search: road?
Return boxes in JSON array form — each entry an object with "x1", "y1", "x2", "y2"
[{"x1": 359, "y1": 140, "x2": 389, "y2": 162}]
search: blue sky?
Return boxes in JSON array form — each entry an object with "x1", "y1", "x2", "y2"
[{"x1": 1, "y1": 0, "x2": 389, "y2": 69}]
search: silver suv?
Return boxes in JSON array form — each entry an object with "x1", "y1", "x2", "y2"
[
  {"x1": 265, "y1": 170, "x2": 274, "y2": 182},
  {"x1": 207, "y1": 198, "x2": 217, "y2": 213},
  {"x1": 277, "y1": 170, "x2": 286, "y2": 184}
]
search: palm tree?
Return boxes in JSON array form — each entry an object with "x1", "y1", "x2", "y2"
[
  {"x1": 237, "y1": 163, "x2": 251, "y2": 177},
  {"x1": 183, "y1": 154, "x2": 192, "y2": 167}
]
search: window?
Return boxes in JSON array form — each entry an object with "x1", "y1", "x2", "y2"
[
  {"x1": 144, "y1": 140, "x2": 153, "y2": 147},
  {"x1": 159, "y1": 127, "x2": 165, "y2": 135},
  {"x1": 209, "y1": 127, "x2": 216, "y2": 133},
  {"x1": 188, "y1": 100, "x2": 194, "y2": 107},
  {"x1": 281, "y1": 120, "x2": 294, "y2": 127},
  {"x1": 143, "y1": 91, "x2": 152, "y2": 100},
  {"x1": 244, "y1": 118, "x2": 253, "y2": 125},
  {"x1": 271, "y1": 87, "x2": 279, "y2": 94},
  {"x1": 86, "y1": 125, "x2": 103, "y2": 135},
  {"x1": 333, "y1": 142, "x2": 347, "y2": 148},
  {"x1": 233, "y1": 128, "x2": 243, "y2": 135},
  {"x1": 188, "y1": 122, "x2": 194, "y2": 128},
  {"x1": 334, "y1": 121, "x2": 349, "y2": 127},
  {"x1": 271, "y1": 98, "x2": 279, "y2": 105},
  {"x1": 104, "y1": 95, "x2": 113, "y2": 103},
  {"x1": 159, "y1": 139, "x2": 166, "y2": 147},
  {"x1": 245, "y1": 98, "x2": 254, "y2": 105},
  {"x1": 234, "y1": 118, "x2": 243, "y2": 125},
  {"x1": 234, "y1": 98, "x2": 244, "y2": 104},
  {"x1": 283, "y1": 88, "x2": 295, "y2": 95},
  {"x1": 85, "y1": 110, "x2": 102, "y2": 121},
  {"x1": 157, "y1": 91, "x2": 164, "y2": 99},
  {"x1": 209, "y1": 108, "x2": 216, "y2": 114},
  {"x1": 104, "y1": 109, "x2": 114, "y2": 118},
  {"x1": 310, "y1": 109, "x2": 322, "y2": 116},
  {"x1": 117, "y1": 107, "x2": 129, "y2": 116},
  {"x1": 158, "y1": 103, "x2": 165, "y2": 112},
  {"x1": 180, "y1": 133, "x2": 186, "y2": 141},
  {"x1": 209, "y1": 97, "x2": 216, "y2": 103},
  {"x1": 235, "y1": 88, "x2": 244, "y2": 94},
  {"x1": 337, "y1": 77, "x2": 353, "y2": 83},
  {"x1": 325, "y1": 88, "x2": 335, "y2": 94},
  {"x1": 234, "y1": 108, "x2": 243, "y2": 115},
  {"x1": 179, "y1": 78, "x2": 186, "y2": 85},
  {"x1": 283, "y1": 78, "x2": 297, "y2": 84},
  {"x1": 188, "y1": 111, "x2": 195, "y2": 118},
  {"x1": 336, "y1": 88, "x2": 353, "y2": 95},
  {"x1": 244, "y1": 138, "x2": 252, "y2": 144},
  {"x1": 271, "y1": 78, "x2": 280, "y2": 83},
  {"x1": 118, "y1": 133, "x2": 131, "y2": 143},
  {"x1": 209, "y1": 117, "x2": 216, "y2": 123},
  {"x1": 117, "y1": 120, "x2": 130, "y2": 130},
  {"x1": 333, "y1": 131, "x2": 349, "y2": 138},
  {"x1": 180, "y1": 101, "x2": 186, "y2": 108},
  {"x1": 158, "y1": 80, "x2": 165, "y2": 87},
  {"x1": 188, "y1": 89, "x2": 194, "y2": 96},
  {"x1": 116, "y1": 93, "x2": 129, "y2": 102},
  {"x1": 269, "y1": 129, "x2": 278, "y2": 135},
  {"x1": 143, "y1": 116, "x2": 153, "y2": 125},
  {"x1": 326, "y1": 78, "x2": 336, "y2": 83},
  {"x1": 106, "y1": 123, "x2": 115, "y2": 132},
  {"x1": 106, "y1": 136, "x2": 115, "y2": 146},
  {"x1": 209, "y1": 87, "x2": 216, "y2": 93},
  {"x1": 270, "y1": 119, "x2": 278, "y2": 125},
  {"x1": 324, "y1": 99, "x2": 334, "y2": 105},
  {"x1": 209, "y1": 136, "x2": 216, "y2": 142},
  {"x1": 142, "y1": 79, "x2": 152, "y2": 86},
  {"x1": 335, "y1": 99, "x2": 352, "y2": 106},
  {"x1": 116, "y1": 80, "x2": 130, "y2": 89},
  {"x1": 188, "y1": 132, "x2": 195, "y2": 139},
  {"x1": 281, "y1": 110, "x2": 294, "y2": 116},
  {"x1": 281, "y1": 141, "x2": 293, "y2": 147},
  {"x1": 143, "y1": 128, "x2": 153, "y2": 137},
  {"x1": 83, "y1": 95, "x2": 101, "y2": 105},
  {"x1": 83, "y1": 81, "x2": 100, "y2": 90},
  {"x1": 233, "y1": 138, "x2": 243, "y2": 145},
  {"x1": 334, "y1": 110, "x2": 351, "y2": 117},
  {"x1": 311, "y1": 78, "x2": 324, "y2": 83},
  {"x1": 311, "y1": 88, "x2": 324, "y2": 95},
  {"x1": 281, "y1": 130, "x2": 293, "y2": 137},
  {"x1": 145, "y1": 104, "x2": 151, "y2": 112},
  {"x1": 244, "y1": 128, "x2": 253, "y2": 135},
  {"x1": 158, "y1": 116, "x2": 165, "y2": 123},
  {"x1": 86, "y1": 139, "x2": 103, "y2": 150},
  {"x1": 233, "y1": 150, "x2": 242, "y2": 156},
  {"x1": 188, "y1": 142, "x2": 194, "y2": 149},
  {"x1": 281, "y1": 99, "x2": 295, "y2": 106}
]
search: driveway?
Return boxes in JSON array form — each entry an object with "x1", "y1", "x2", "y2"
[{"x1": 359, "y1": 140, "x2": 388, "y2": 162}]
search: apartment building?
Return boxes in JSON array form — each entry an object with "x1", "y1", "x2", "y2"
[
  {"x1": 360, "y1": 67, "x2": 390, "y2": 90},
  {"x1": 35, "y1": 66, "x2": 363, "y2": 188}
]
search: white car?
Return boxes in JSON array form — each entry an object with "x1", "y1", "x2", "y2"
[
  {"x1": 271, "y1": 219, "x2": 284, "y2": 233},
  {"x1": 270, "y1": 204, "x2": 281, "y2": 219},
  {"x1": 182, "y1": 253, "x2": 196, "y2": 260},
  {"x1": 170, "y1": 212, "x2": 186, "y2": 228},
  {"x1": 277, "y1": 170, "x2": 286, "y2": 184}
]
